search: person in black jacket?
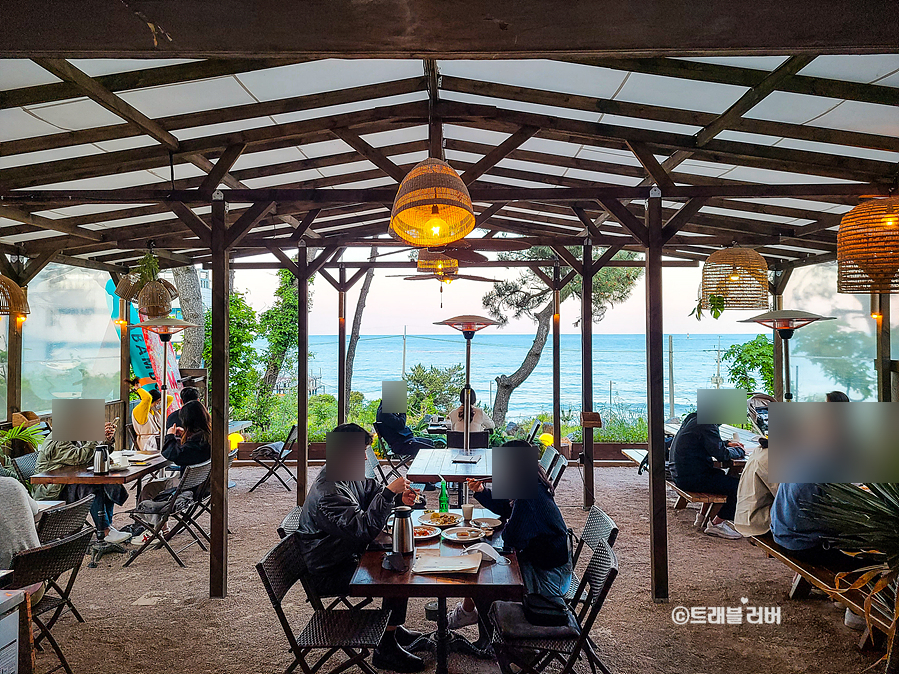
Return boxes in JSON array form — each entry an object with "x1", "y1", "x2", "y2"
[
  {"x1": 448, "y1": 440, "x2": 572, "y2": 630},
  {"x1": 375, "y1": 401, "x2": 434, "y2": 456},
  {"x1": 162, "y1": 400, "x2": 212, "y2": 469},
  {"x1": 670, "y1": 411, "x2": 746, "y2": 540},
  {"x1": 295, "y1": 423, "x2": 424, "y2": 673},
  {"x1": 165, "y1": 386, "x2": 200, "y2": 430}
]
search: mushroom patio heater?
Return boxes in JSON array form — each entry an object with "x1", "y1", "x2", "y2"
[
  {"x1": 138, "y1": 316, "x2": 199, "y2": 451},
  {"x1": 739, "y1": 310, "x2": 834, "y2": 401},
  {"x1": 435, "y1": 315, "x2": 498, "y2": 453}
]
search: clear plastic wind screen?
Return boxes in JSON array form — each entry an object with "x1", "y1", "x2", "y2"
[{"x1": 837, "y1": 197, "x2": 899, "y2": 294}]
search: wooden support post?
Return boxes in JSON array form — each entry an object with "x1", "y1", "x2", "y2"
[
  {"x1": 645, "y1": 186, "x2": 669, "y2": 603},
  {"x1": 875, "y1": 294, "x2": 891, "y2": 402},
  {"x1": 773, "y1": 292, "x2": 785, "y2": 402},
  {"x1": 552, "y1": 262, "x2": 562, "y2": 456},
  {"x1": 7, "y1": 309, "x2": 23, "y2": 422},
  {"x1": 297, "y1": 247, "x2": 310, "y2": 506},
  {"x1": 337, "y1": 265, "x2": 347, "y2": 425},
  {"x1": 581, "y1": 242, "x2": 595, "y2": 509},
  {"x1": 209, "y1": 191, "x2": 229, "y2": 599},
  {"x1": 118, "y1": 296, "x2": 131, "y2": 451}
]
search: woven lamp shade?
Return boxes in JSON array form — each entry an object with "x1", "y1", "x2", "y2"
[
  {"x1": 838, "y1": 196, "x2": 899, "y2": 293},
  {"x1": 701, "y1": 247, "x2": 769, "y2": 310},
  {"x1": 389, "y1": 158, "x2": 475, "y2": 247},
  {"x1": 0, "y1": 275, "x2": 30, "y2": 315},
  {"x1": 417, "y1": 250, "x2": 459, "y2": 274},
  {"x1": 114, "y1": 272, "x2": 144, "y2": 302},
  {"x1": 137, "y1": 280, "x2": 173, "y2": 319}
]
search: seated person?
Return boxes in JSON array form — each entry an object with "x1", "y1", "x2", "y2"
[
  {"x1": 296, "y1": 423, "x2": 424, "y2": 673},
  {"x1": 449, "y1": 440, "x2": 572, "y2": 630},
  {"x1": 163, "y1": 400, "x2": 212, "y2": 469},
  {"x1": 826, "y1": 390, "x2": 850, "y2": 402},
  {"x1": 444, "y1": 388, "x2": 496, "y2": 433},
  {"x1": 128, "y1": 379, "x2": 172, "y2": 451},
  {"x1": 375, "y1": 400, "x2": 434, "y2": 456},
  {"x1": 165, "y1": 386, "x2": 201, "y2": 430},
  {"x1": 0, "y1": 476, "x2": 41, "y2": 569},
  {"x1": 669, "y1": 411, "x2": 746, "y2": 540},
  {"x1": 734, "y1": 437, "x2": 779, "y2": 536},
  {"x1": 33, "y1": 422, "x2": 130, "y2": 544}
]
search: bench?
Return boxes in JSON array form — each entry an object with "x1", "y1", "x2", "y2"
[
  {"x1": 750, "y1": 532, "x2": 893, "y2": 649},
  {"x1": 667, "y1": 482, "x2": 728, "y2": 529}
]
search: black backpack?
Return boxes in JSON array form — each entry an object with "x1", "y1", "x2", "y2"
[{"x1": 638, "y1": 436, "x2": 674, "y2": 475}]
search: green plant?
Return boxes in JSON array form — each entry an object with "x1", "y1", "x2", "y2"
[
  {"x1": 136, "y1": 251, "x2": 160, "y2": 283},
  {"x1": 203, "y1": 291, "x2": 259, "y2": 420},
  {"x1": 723, "y1": 334, "x2": 775, "y2": 396},
  {"x1": 405, "y1": 363, "x2": 465, "y2": 415},
  {"x1": 0, "y1": 424, "x2": 46, "y2": 489},
  {"x1": 689, "y1": 294, "x2": 725, "y2": 320}
]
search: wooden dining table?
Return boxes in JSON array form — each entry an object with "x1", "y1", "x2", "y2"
[
  {"x1": 31, "y1": 453, "x2": 171, "y2": 566},
  {"x1": 349, "y1": 507, "x2": 523, "y2": 674},
  {"x1": 405, "y1": 447, "x2": 493, "y2": 484}
]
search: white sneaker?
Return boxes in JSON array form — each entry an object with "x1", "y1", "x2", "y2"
[
  {"x1": 131, "y1": 532, "x2": 153, "y2": 546},
  {"x1": 704, "y1": 520, "x2": 742, "y2": 540},
  {"x1": 844, "y1": 608, "x2": 867, "y2": 631},
  {"x1": 447, "y1": 603, "x2": 479, "y2": 629},
  {"x1": 105, "y1": 528, "x2": 131, "y2": 544}
]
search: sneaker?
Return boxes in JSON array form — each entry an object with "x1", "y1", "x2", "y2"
[
  {"x1": 104, "y1": 528, "x2": 131, "y2": 544},
  {"x1": 844, "y1": 608, "x2": 867, "y2": 631},
  {"x1": 131, "y1": 532, "x2": 153, "y2": 546},
  {"x1": 447, "y1": 602, "x2": 479, "y2": 629},
  {"x1": 704, "y1": 520, "x2": 742, "y2": 540},
  {"x1": 372, "y1": 636, "x2": 425, "y2": 673}
]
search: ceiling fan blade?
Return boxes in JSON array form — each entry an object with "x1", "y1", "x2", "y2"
[
  {"x1": 453, "y1": 274, "x2": 498, "y2": 282},
  {"x1": 445, "y1": 249, "x2": 487, "y2": 263},
  {"x1": 402, "y1": 275, "x2": 440, "y2": 281},
  {"x1": 462, "y1": 239, "x2": 530, "y2": 251}
]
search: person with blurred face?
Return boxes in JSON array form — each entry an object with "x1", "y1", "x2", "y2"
[
  {"x1": 295, "y1": 423, "x2": 424, "y2": 672},
  {"x1": 165, "y1": 386, "x2": 201, "y2": 430},
  {"x1": 128, "y1": 378, "x2": 172, "y2": 451},
  {"x1": 445, "y1": 388, "x2": 496, "y2": 433},
  {"x1": 734, "y1": 437, "x2": 778, "y2": 536}
]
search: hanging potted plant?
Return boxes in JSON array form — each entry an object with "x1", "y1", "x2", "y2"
[{"x1": 115, "y1": 247, "x2": 178, "y2": 317}]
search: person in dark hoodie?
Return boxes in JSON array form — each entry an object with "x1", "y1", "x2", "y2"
[
  {"x1": 670, "y1": 411, "x2": 746, "y2": 540},
  {"x1": 295, "y1": 423, "x2": 424, "y2": 673},
  {"x1": 162, "y1": 400, "x2": 212, "y2": 469}
]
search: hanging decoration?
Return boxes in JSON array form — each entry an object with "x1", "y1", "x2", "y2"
[
  {"x1": 0, "y1": 274, "x2": 30, "y2": 317},
  {"x1": 417, "y1": 250, "x2": 459, "y2": 274},
  {"x1": 837, "y1": 195, "x2": 899, "y2": 293},
  {"x1": 700, "y1": 246, "x2": 769, "y2": 310}
]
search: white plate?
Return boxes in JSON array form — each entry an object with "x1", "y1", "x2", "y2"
[
  {"x1": 412, "y1": 525, "x2": 441, "y2": 541},
  {"x1": 442, "y1": 527, "x2": 486, "y2": 543},
  {"x1": 471, "y1": 517, "x2": 502, "y2": 529},
  {"x1": 419, "y1": 512, "x2": 463, "y2": 528}
]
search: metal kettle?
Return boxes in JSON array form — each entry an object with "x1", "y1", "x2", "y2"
[
  {"x1": 392, "y1": 506, "x2": 415, "y2": 555},
  {"x1": 93, "y1": 444, "x2": 110, "y2": 474}
]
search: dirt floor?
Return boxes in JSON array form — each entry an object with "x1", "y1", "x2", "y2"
[{"x1": 38, "y1": 465, "x2": 884, "y2": 674}]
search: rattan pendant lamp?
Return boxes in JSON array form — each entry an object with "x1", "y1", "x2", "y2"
[
  {"x1": 701, "y1": 246, "x2": 769, "y2": 310},
  {"x1": 0, "y1": 274, "x2": 30, "y2": 318},
  {"x1": 838, "y1": 195, "x2": 899, "y2": 293},
  {"x1": 389, "y1": 158, "x2": 475, "y2": 247},
  {"x1": 417, "y1": 249, "x2": 459, "y2": 274}
]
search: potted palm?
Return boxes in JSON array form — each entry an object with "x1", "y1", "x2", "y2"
[
  {"x1": 808, "y1": 483, "x2": 899, "y2": 672},
  {"x1": 0, "y1": 423, "x2": 47, "y2": 487}
]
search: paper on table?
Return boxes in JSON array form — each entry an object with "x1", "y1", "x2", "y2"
[{"x1": 412, "y1": 551, "x2": 482, "y2": 574}]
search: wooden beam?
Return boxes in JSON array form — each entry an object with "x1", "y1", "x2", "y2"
[
  {"x1": 695, "y1": 55, "x2": 817, "y2": 148},
  {"x1": 32, "y1": 59, "x2": 181, "y2": 151},
  {"x1": 475, "y1": 203, "x2": 505, "y2": 227},
  {"x1": 597, "y1": 198, "x2": 649, "y2": 247},
  {"x1": 225, "y1": 200, "x2": 276, "y2": 250},
  {"x1": 289, "y1": 209, "x2": 322, "y2": 243},
  {"x1": 530, "y1": 265, "x2": 554, "y2": 289},
  {"x1": 18, "y1": 250, "x2": 57, "y2": 285},
  {"x1": 0, "y1": 206, "x2": 104, "y2": 242},
  {"x1": 267, "y1": 246, "x2": 301, "y2": 278},
  {"x1": 0, "y1": 253, "x2": 21, "y2": 283},
  {"x1": 305, "y1": 245, "x2": 341, "y2": 279},
  {"x1": 591, "y1": 244, "x2": 624, "y2": 275},
  {"x1": 549, "y1": 244, "x2": 584, "y2": 275},
  {"x1": 168, "y1": 202, "x2": 212, "y2": 248},
  {"x1": 425, "y1": 59, "x2": 443, "y2": 160},
  {"x1": 660, "y1": 198, "x2": 708, "y2": 243},
  {"x1": 198, "y1": 143, "x2": 248, "y2": 198},
  {"x1": 332, "y1": 128, "x2": 406, "y2": 182},
  {"x1": 571, "y1": 205, "x2": 603, "y2": 240},
  {"x1": 581, "y1": 242, "x2": 595, "y2": 509},
  {"x1": 297, "y1": 251, "x2": 309, "y2": 504},
  {"x1": 316, "y1": 268, "x2": 341, "y2": 291},
  {"x1": 626, "y1": 141, "x2": 676, "y2": 190},
  {"x1": 460, "y1": 125, "x2": 540, "y2": 185}
]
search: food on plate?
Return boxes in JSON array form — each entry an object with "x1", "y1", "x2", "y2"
[
  {"x1": 413, "y1": 526, "x2": 438, "y2": 538},
  {"x1": 427, "y1": 512, "x2": 461, "y2": 526}
]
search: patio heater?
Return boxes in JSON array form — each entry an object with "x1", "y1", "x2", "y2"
[
  {"x1": 739, "y1": 310, "x2": 834, "y2": 401},
  {"x1": 138, "y1": 316, "x2": 199, "y2": 450},
  {"x1": 434, "y1": 315, "x2": 498, "y2": 453}
]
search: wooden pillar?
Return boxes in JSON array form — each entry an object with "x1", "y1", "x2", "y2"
[
  {"x1": 209, "y1": 191, "x2": 229, "y2": 599},
  {"x1": 337, "y1": 265, "x2": 347, "y2": 425},
  {"x1": 581, "y1": 242, "x2": 595, "y2": 509},
  {"x1": 773, "y1": 294, "x2": 785, "y2": 401},
  {"x1": 874, "y1": 294, "x2": 891, "y2": 402},
  {"x1": 645, "y1": 186, "x2": 669, "y2": 603},
  {"x1": 552, "y1": 263, "x2": 562, "y2": 455},
  {"x1": 297, "y1": 247, "x2": 310, "y2": 506},
  {"x1": 118, "y1": 297, "x2": 131, "y2": 451},
  {"x1": 7, "y1": 310, "x2": 23, "y2": 422}
]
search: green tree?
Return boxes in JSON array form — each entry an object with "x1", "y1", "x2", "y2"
[
  {"x1": 483, "y1": 245, "x2": 642, "y2": 426},
  {"x1": 258, "y1": 267, "x2": 300, "y2": 398},
  {"x1": 405, "y1": 363, "x2": 465, "y2": 415},
  {"x1": 723, "y1": 335, "x2": 776, "y2": 395},
  {"x1": 203, "y1": 291, "x2": 260, "y2": 417},
  {"x1": 793, "y1": 320, "x2": 875, "y2": 400}
]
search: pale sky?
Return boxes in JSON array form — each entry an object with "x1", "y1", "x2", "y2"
[{"x1": 233, "y1": 249, "x2": 766, "y2": 336}]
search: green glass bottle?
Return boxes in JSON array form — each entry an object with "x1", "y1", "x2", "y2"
[{"x1": 439, "y1": 480, "x2": 449, "y2": 513}]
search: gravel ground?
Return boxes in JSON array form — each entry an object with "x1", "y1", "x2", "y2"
[{"x1": 37, "y1": 465, "x2": 883, "y2": 674}]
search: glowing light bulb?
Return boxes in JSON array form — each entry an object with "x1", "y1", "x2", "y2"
[
  {"x1": 426, "y1": 216, "x2": 446, "y2": 236},
  {"x1": 729, "y1": 273, "x2": 740, "y2": 281}
]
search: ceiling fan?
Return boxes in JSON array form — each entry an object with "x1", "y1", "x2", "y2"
[
  {"x1": 374, "y1": 237, "x2": 530, "y2": 263},
  {"x1": 387, "y1": 269, "x2": 498, "y2": 308}
]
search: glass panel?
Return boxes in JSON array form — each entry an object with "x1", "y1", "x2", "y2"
[{"x1": 21, "y1": 263, "x2": 121, "y2": 414}]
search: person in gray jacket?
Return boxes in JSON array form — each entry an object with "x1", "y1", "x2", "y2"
[{"x1": 295, "y1": 423, "x2": 423, "y2": 673}]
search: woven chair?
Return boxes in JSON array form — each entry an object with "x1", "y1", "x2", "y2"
[
  {"x1": 6, "y1": 528, "x2": 94, "y2": 674},
  {"x1": 37, "y1": 495, "x2": 93, "y2": 544},
  {"x1": 539, "y1": 446, "x2": 560, "y2": 474},
  {"x1": 566, "y1": 506, "x2": 618, "y2": 607},
  {"x1": 12, "y1": 451, "x2": 38, "y2": 484},
  {"x1": 124, "y1": 460, "x2": 212, "y2": 568},
  {"x1": 549, "y1": 455, "x2": 568, "y2": 489},
  {"x1": 250, "y1": 425, "x2": 298, "y2": 492},
  {"x1": 277, "y1": 506, "x2": 303, "y2": 539},
  {"x1": 256, "y1": 533, "x2": 390, "y2": 674},
  {"x1": 491, "y1": 539, "x2": 619, "y2": 674}
]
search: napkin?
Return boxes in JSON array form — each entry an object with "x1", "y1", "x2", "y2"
[{"x1": 462, "y1": 542, "x2": 502, "y2": 563}]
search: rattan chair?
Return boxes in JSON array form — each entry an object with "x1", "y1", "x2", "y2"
[
  {"x1": 256, "y1": 533, "x2": 390, "y2": 674},
  {"x1": 250, "y1": 425, "x2": 298, "y2": 492},
  {"x1": 37, "y1": 495, "x2": 93, "y2": 545},
  {"x1": 124, "y1": 460, "x2": 212, "y2": 567},
  {"x1": 6, "y1": 528, "x2": 94, "y2": 674},
  {"x1": 566, "y1": 506, "x2": 618, "y2": 607},
  {"x1": 277, "y1": 506, "x2": 303, "y2": 539},
  {"x1": 491, "y1": 539, "x2": 619, "y2": 674},
  {"x1": 549, "y1": 455, "x2": 568, "y2": 489},
  {"x1": 11, "y1": 451, "x2": 38, "y2": 484}
]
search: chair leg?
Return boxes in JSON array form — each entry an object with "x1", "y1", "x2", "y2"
[
  {"x1": 32, "y1": 614, "x2": 74, "y2": 674},
  {"x1": 250, "y1": 459, "x2": 279, "y2": 492}
]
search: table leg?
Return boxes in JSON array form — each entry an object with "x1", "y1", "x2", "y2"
[
  {"x1": 87, "y1": 489, "x2": 128, "y2": 568},
  {"x1": 435, "y1": 596, "x2": 449, "y2": 674}
]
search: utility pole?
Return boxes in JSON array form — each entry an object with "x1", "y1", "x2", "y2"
[
  {"x1": 401, "y1": 325, "x2": 407, "y2": 377},
  {"x1": 667, "y1": 334, "x2": 675, "y2": 419}
]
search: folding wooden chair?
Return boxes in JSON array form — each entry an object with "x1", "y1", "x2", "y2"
[
  {"x1": 566, "y1": 506, "x2": 618, "y2": 608},
  {"x1": 256, "y1": 533, "x2": 390, "y2": 674},
  {"x1": 250, "y1": 425, "x2": 298, "y2": 492},
  {"x1": 491, "y1": 539, "x2": 619, "y2": 674},
  {"x1": 124, "y1": 460, "x2": 212, "y2": 568},
  {"x1": 6, "y1": 528, "x2": 94, "y2": 674}
]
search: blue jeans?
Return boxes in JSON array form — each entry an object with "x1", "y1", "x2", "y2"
[
  {"x1": 89, "y1": 494, "x2": 116, "y2": 532},
  {"x1": 519, "y1": 558, "x2": 573, "y2": 599}
]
